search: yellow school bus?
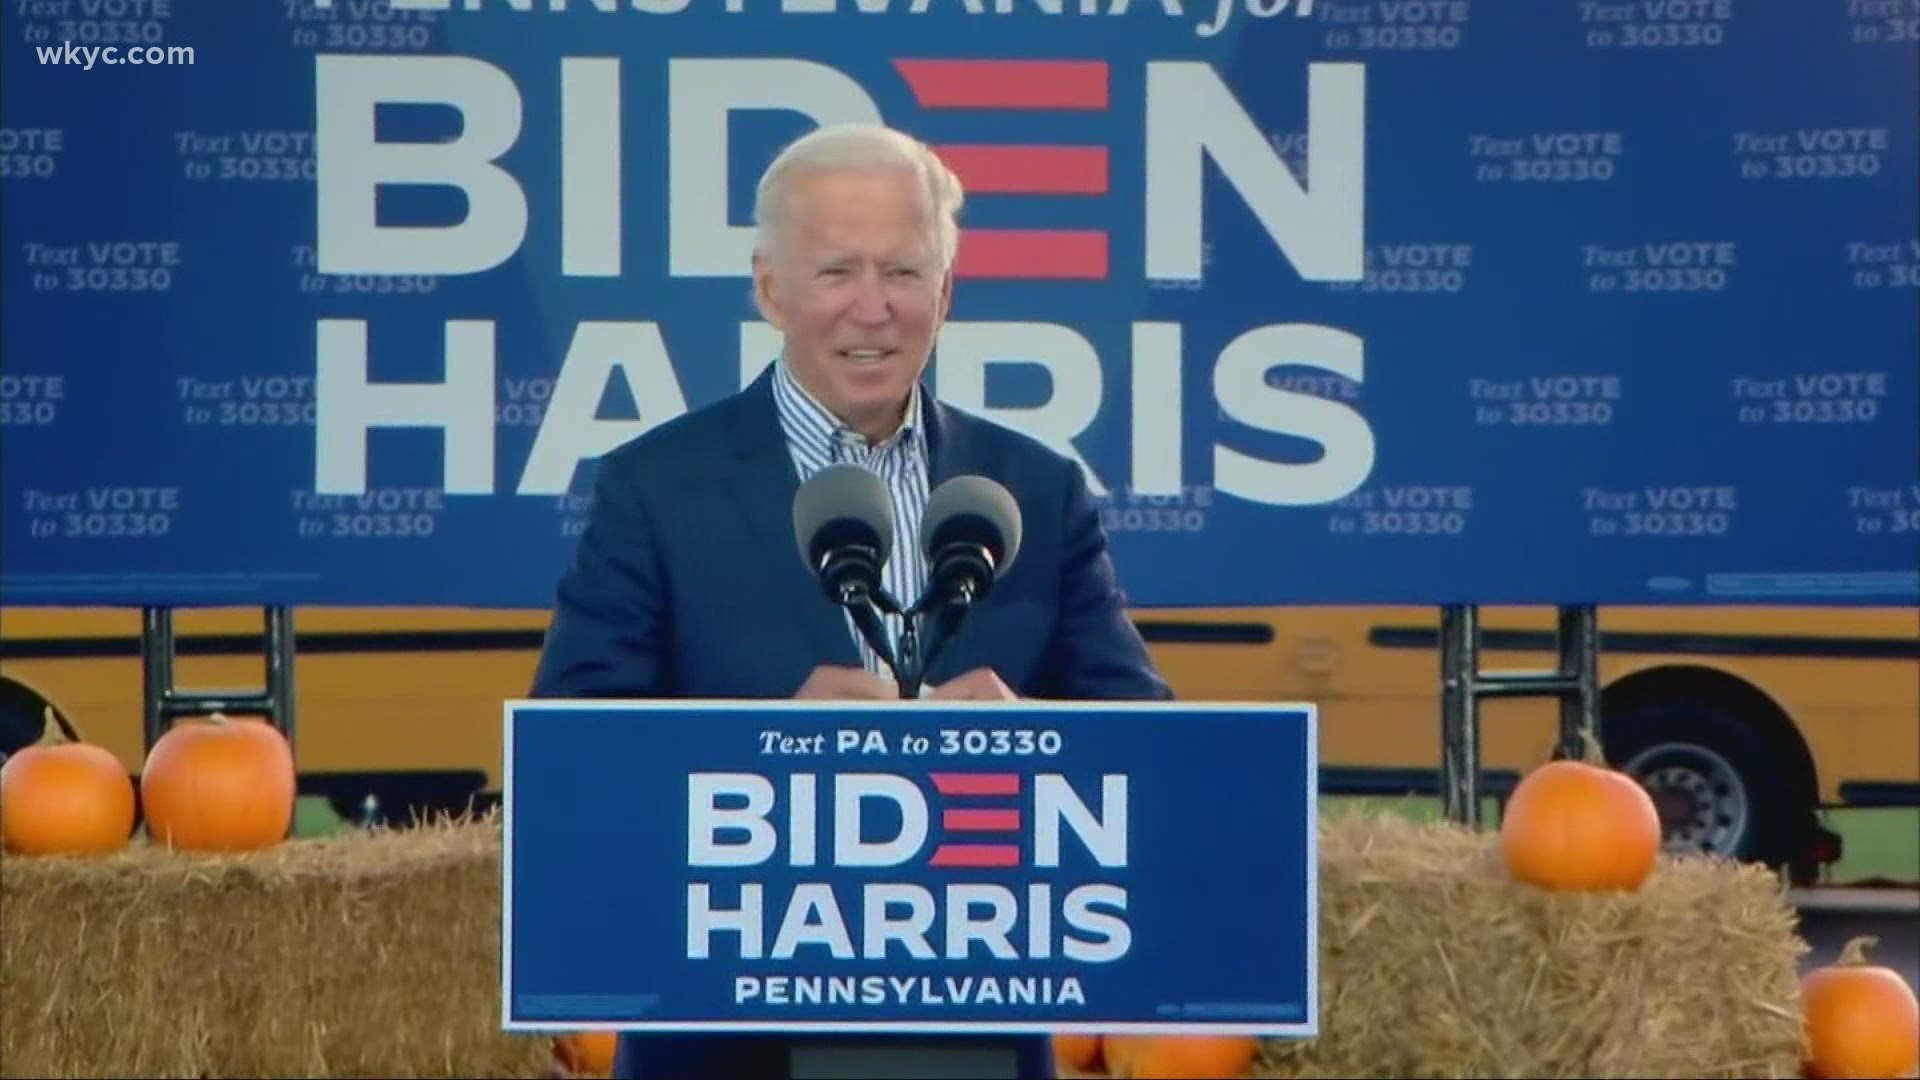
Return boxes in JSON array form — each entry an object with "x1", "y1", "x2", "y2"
[{"x1": 2, "y1": 602, "x2": 1914, "y2": 882}]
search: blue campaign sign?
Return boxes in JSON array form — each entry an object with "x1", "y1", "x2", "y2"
[
  {"x1": 3, "y1": 3, "x2": 1915, "y2": 609},
  {"x1": 502, "y1": 699, "x2": 1316, "y2": 1035}
]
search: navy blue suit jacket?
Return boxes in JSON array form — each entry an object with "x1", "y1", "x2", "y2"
[{"x1": 529, "y1": 367, "x2": 1172, "y2": 1079}]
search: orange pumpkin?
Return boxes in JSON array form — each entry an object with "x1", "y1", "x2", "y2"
[
  {"x1": 140, "y1": 712, "x2": 295, "y2": 852},
  {"x1": 0, "y1": 707, "x2": 136, "y2": 856},
  {"x1": 1103, "y1": 1035, "x2": 1260, "y2": 1079},
  {"x1": 1499, "y1": 732, "x2": 1660, "y2": 892},
  {"x1": 553, "y1": 1030, "x2": 619, "y2": 1077},
  {"x1": 1102, "y1": 1034, "x2": 1146, "y2": 1077},
  {"x1": 1051, "y1": 1032, "x2": 1102, "y2": 1073},
  {"x1": 1801, "y1": 936, "x2": 1919, "y2": 1080}
]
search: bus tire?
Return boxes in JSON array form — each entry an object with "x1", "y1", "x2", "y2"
[
  {"x1": 1602, "y1": 699, "x2": 1811, "y2": 876},
  {"x1": 0, "y1": 677, "x2": 55, "y2": 761}
]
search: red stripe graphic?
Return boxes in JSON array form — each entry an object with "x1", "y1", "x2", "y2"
[
  {"x1": 930, "y1": 844, "x2": 1022, "y2": 867},
  {"x1": 894, "y1": 59, "x2": 1108, "y2": 110},
  {"x1": 943, "y1": 809, "x2": 1022, "y2": 832},
  {"x1": 930, "y1": 772, "x2": 1021, "y2": 796},
  {"x1": 932, "y1": 145, "x2": 1109, "y2": 195},
  {"x1": 956, "y1": 230, "x2": 1108, "y2": 279}
]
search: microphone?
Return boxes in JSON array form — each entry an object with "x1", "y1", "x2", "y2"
[
  {"x1": 911, "y1": 476, "x2": 1022, "y2": 685},
  {"x1": 792, "y1": 463, "x2": 901, "y2": 677},
  {"x1": 918, "y1": 475, "x2": 1023, "y2": 610},
  {"x1": 793, "y1": 463, "x2": 895, "y2": 604}
]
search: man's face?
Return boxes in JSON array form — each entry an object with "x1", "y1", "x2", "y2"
[{"x1": 753, "y1": 166, "x2": 953, "y2": 441}]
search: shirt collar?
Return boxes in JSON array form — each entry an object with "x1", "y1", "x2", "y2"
[{"x1": 774, "y1": 356, "x2": 924, "y2": 454}]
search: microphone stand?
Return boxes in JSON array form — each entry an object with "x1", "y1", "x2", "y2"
[
  {"x1": 910, "y1": 583, "x2": 975, "y2": 687},
  {"x1": 830, "y1": 580, "x2": 977, "y2": 700},
  {"x1": 834, "y1": 579, "x2": 904, "y2": 686},
  {"x1": 899, "y1": 543, "x2": 992, "y2": 697},
  {"x1": 822, "y1": 546, "x2": 991, "y2": 700},
  {"x1": 817, "y1": 539, "x2": 911, "y2": 691},
  {"x1": 896, "y1": 616, "x2": 922, "y2": 699}
]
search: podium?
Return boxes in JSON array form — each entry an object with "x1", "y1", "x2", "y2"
[{"x1": 501, "y1": 699, "x2": 1317, "y2": 1079}]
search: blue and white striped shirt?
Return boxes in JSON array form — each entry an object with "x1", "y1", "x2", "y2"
[{"x1": 771, "y1": 358, "x2": 931, "y2": 677}]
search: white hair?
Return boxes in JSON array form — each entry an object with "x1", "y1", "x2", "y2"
[{"x1": 752, "y1": 123, "x2": 965, "y2": 271}]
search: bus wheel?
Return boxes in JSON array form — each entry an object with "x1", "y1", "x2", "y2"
[
  {"x1": 1603, "y1": 701, "x2": 1807, "y2": 873},
  {"x1": 0, "y1": 677, "x2": 55, "y2": 761}
]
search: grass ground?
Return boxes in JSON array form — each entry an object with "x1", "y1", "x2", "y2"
[{"x1": 290, "y1": 794, "x2": 1920, "y2": 885}]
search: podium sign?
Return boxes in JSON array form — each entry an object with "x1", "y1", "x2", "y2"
[{"x1": 502, "y1": 699, "x2": 1315, "y2": 1037}]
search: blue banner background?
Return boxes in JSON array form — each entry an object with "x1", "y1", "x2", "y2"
[
  {"x1": 4, "y1": 1, "x2": 1916, "y2": 608},
  {"x1": 503, "y1": 700, "x2": 1315, "y2": 1033}
]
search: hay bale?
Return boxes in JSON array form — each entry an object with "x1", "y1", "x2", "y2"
[
  {"x1": 1, "y1": 814, "x2": 550, "y2": 1079},
  {"x1": 3, "y1": 806, "x2": 1811, "y2": 1079},
  {"x1": 1251, "y1": 808, "x2": 1808, "y2": 1079}
]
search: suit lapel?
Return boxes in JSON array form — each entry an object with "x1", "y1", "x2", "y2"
[
  {"x1": 724, "y1": 371, "x2": 863, "y2": 669},
  {"x1": 924, "y1": 391, "x2": 981, "y2": 489}
]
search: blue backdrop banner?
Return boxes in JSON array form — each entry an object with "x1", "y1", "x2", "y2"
[
  {"x1": 502, "y1": 699, "x2": 1316, "y2": 1034},
  {"x1": 4, "y1": 1, "x2": 1916, "y2": 608}
]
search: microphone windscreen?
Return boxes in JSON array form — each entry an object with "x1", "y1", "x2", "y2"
[
  {"x1": 793, "y1": 463, "x2": 896, "y2": 570},
  {"x1": 921, "y1": 475, "x2": 1022, "y2": 579}
]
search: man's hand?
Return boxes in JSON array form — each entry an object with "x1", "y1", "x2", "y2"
[
  {"x1": 793, "y1": 665, "x2": 902, "y2": 700},
  {"x1": 926, "y1": 667, "x2": 1018, "y2": 701}
]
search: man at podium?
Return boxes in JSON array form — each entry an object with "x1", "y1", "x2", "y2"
[{"x1": 531, "y1": 121, "x2": 1172, "y2": 1080}]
